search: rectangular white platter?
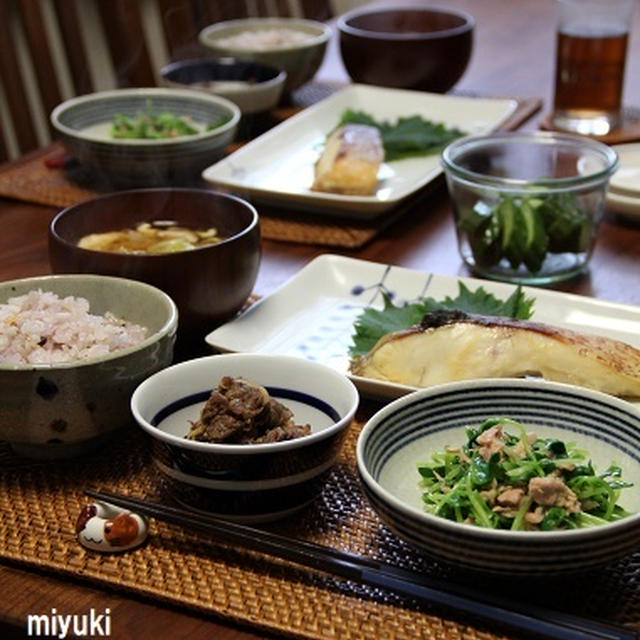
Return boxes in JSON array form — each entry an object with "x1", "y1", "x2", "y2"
[
  {"x1": 201, "y1": 85, "x2": 518, "y2": 219},
  {"x1": 205, "y1": 254, "x2": 640, "y2": 403}
]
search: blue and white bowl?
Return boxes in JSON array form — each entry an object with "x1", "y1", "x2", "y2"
[
  {"x1": 357, "y1": 379, "x2": 640, "y2": 575},
  {"x1": 131, "y1": 353, "x2": 359, "y2": 522}
]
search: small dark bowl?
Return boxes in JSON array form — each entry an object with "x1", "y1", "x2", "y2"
[
  {"x1": 161, "y1": 58, "x2": 286, "y2": 116},
  {"x1": 337, "y1": 4, "x2": 474, "y2": 93},
  {"x1": 48, "y1": 188, "x2": 261, "y2": 347}
]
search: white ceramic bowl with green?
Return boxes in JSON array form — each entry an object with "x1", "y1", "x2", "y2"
[
  {"x1": 357, "y1": 378, "x2": 640, "y2": 575},
  {"x1": 198, "y1": 18, "x2": 331, "y2": 94},
  {"x1": 50, "y1": 87, "x2": 240, "y2": 186},
  {"x1": 0, "y1": 274, "x2": 177, "y2": 459}
]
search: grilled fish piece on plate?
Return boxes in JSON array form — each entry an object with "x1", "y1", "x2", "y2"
[
  {"x1": 350, "y1": 309, "x2": 640, "y2": 398},
  {"x1": 311, "y1": 123, "x2": 383, "y2": 196}
]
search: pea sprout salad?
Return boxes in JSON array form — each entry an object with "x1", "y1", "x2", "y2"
[
  {"x1": 110, "y1": 102, "x2": 231, "y2": 139},
  {"x1": 417, "y1": 417, "x2": 633, "y2": 531}
]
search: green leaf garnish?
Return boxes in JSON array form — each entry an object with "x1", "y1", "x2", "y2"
[{"x1": 338, "y1": 109, "x2": 465, "y2": 161}]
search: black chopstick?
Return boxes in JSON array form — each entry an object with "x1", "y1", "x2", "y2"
[{"x1": 85, "y1": 488, "x2": 637, "y2": 640}]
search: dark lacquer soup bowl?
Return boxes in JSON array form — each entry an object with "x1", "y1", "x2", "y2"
[
  {"x1": 49, "y1": 188, "x2": 261, "y2": 347},
  {"x1": 131, "y1": 353, "x2": 359, "y2": 522},
  {"x1": 338, "y1": 4, "x2": 474, "y2": 93}
]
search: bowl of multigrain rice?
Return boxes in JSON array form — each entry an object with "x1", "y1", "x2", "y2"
[
  {"x1": 0, "y1": 274, "x2": 177, "y2": 459},
  {"x1": 198, "y1": 18, "x2": 331, "y2": 94}
]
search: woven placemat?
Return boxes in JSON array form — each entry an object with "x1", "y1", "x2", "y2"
[
  {"x1": 0, "y1": 94, "x2": 542, "y2": 250},
  {"x1": 1, "y1": 409, "x2": 639, "y2": 640}
]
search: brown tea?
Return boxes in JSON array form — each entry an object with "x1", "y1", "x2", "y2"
[{"x1": 553, "y1": 29, "x2": 628, "y2": 122}]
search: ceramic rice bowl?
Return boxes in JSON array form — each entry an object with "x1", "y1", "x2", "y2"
[
  {"x1": 357, "y1": 379, "x2": 640, "y2": 575},
  {"x1": 198, "y1": 18, "x2": 331, "y2": 94},
  {"x1": 0, "y1": 275, "x2": 177, "y2": 459},
  {"x1": 131, "y1": 353, "x2": 359, "y2": 522}
]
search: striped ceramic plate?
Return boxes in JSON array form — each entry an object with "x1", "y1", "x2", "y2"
[{"x1": 357, "y1": 378, "x2": 640, "y2": 575}]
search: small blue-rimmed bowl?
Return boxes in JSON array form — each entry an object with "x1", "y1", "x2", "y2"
[
  {"x1": 357, "y1": 378, "x2": 640, "y2": 575},
  {"x1": 131, "y1": 353, "x2": 359, "y2": 522}
]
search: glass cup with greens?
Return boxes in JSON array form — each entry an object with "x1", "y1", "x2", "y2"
[{"x1": 441, "y1": 131, "x2": 618, "y2": 284}]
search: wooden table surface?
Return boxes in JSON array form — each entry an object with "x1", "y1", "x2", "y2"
[{"x1": 1, "y1": 1, "x2": 639, "y2": 639}]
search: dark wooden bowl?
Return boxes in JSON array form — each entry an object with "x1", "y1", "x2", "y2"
[
  {"x1": 338, "y1": 6, "x2": 474, "y2": 93},
  {"x1": 49, "y1": 188, "x2": 261, "y2": 347}
]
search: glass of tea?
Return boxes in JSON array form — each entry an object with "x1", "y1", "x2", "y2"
[{"x1": 552, "y1": 0, "x2": 634, "y2": 136}]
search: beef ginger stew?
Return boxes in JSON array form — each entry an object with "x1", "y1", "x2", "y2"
[
  {"x1": 77, "y1": 221, "x2": 222, "y2": 254},
  {"x1": 186, "y1": 376, "x2": 311, "y2": 444}
]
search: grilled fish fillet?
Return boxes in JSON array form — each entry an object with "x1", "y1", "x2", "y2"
[
  {"x1": 311, "y1": 124, "x2": 383, "y2": 195},
  {"x1": 350, "y1": 310, "x2": 640, "y2": 398}
]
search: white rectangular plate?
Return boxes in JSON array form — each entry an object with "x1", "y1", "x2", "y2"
[
  {"x1": 205, "y1": 254, "x2": 640, "y2": 403},
  {"x1": 202, "y1": 85, "x2": 517, "y2": 218}
]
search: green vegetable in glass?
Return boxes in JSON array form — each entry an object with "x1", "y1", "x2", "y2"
[
  {"x1": 416, "y1": 417, "x2": 633, "y2": 530},
  {"x1": 338, "y1": 109, "x2": 465, "y2": 161},
  {"x1": 459, "y1": 190, "x2": 593, "y2": 273}
]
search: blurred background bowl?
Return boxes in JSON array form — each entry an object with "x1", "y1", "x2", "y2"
[
  {"x1": 198, "y1": 18, "x2": 331, "y2": 94},
  {"x1": 48, "y1": 188, "x2": 261, "y2": 349},
  {"x1": 0, "y1": 274, "x2": 177, "y2": 459},
  {"x1": 161, "y1": 57, "x2": 286, "y2": 116},
  {"x1": 357, "y1": 378, "x2": 640, "y2": 575},
  {"x1": 130, "y1": 353, "x2": 359, "y2": 522},
  {"x1": 50, "y1": 88, "x2": 240, "y2": 187},
  {"x1": 441, "y1": 131, "x2": 619, "y2": 284},
  {"x1": 337, "y1": 4, "x2": 474, "y2": 93}
]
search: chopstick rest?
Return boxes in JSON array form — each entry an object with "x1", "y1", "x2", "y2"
[
  {"x1": 85, "y1": 488, "x2": 639, "y2": 640},
  {"x1": 75, "y1": 500, "x2": 148, "y2": 552}
]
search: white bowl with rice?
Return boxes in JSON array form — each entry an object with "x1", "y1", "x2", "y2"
[
  {"x1": 198, "y1": 18, "x2": 331, "y2": 94},
  {"x1": 0, "y1": 274, "x2": 177, "y2": 459}
]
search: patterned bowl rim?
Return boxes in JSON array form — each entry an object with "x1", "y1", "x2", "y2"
[
  {"x1": 131, "y1": 353, "x2": 360, "y2": 454},
  {"x1": 50, "y1": 87, "x2": 241, "y2": 146},
  {"x1": 337, "y1": 3, "x2": 475, "y2": 41}
]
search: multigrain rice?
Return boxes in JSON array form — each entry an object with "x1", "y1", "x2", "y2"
[
  {"x1": 0, "y1": 289, "x2": 147, "y2": 364},
  {"x1": 215, "y1": 28, "x2": 314, "y2": 50}
]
